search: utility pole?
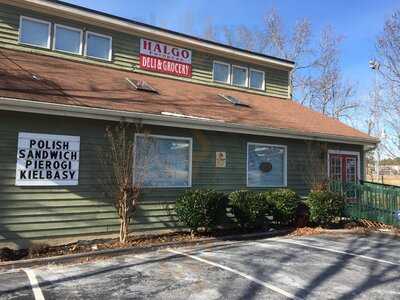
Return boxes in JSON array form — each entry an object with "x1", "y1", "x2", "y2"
[{"x1": 369, "y1": 59, "x2": 381, "y2": 182}]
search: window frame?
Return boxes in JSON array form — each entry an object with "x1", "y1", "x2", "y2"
[
  {"x1": 19, "y1": 16, "x2": 51, "y2": 49},
  {"x1": 53, "y1": 23, "x2": 83, "y2": 55},
  {"x1": 134, "y1": 133, "x2": 193, "y2": 188},
  {"x1": 84, "y1": 31, "x2": 113, "y2": 61},
  {"x1": 249, "y1": 68, "x2": 265, "y2": 91},
  {"x1": 212, "y1": 60, "x2": 231, "y2": 84},
  {"x1": 246, "y1": 142, "x2": 287, "y2": 188},
  {"x1": 231, "y1": 64, "x2": 248, "y2": 87}
]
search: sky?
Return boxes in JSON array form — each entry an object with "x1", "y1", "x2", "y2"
[{"x1": 63, "y1": 0, "x2": 399, "y2": 131}]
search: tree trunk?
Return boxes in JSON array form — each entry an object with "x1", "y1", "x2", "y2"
[
  {"x1": 119, "y1": 190, "x2": 130, "y2": 243},
  {"x1": 120, "y1": 217, "x2": 128, "y2": 243}
]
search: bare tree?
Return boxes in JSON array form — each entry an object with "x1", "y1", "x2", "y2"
[
  {"x1": 375, "y1": 10, "x2": 400, "y2": 158},
  {"x1": 98, "y1": 122, "x2": 144, "y2": 243},
  {"x1": 199, "y1": 9, "x2": 358, "y2": 121},
  {"x1": 203, "y1": 16, "x2": 218, "y2": 41},
  {"x1": 304, "y1": 27, "x2": 358, "y2": 120},
  {"x1": 377, "y1": 11, "x2": 400, "y2": 86},
  {"x1": 263, "y1": 9, "x2": 313, "y2": 99}
]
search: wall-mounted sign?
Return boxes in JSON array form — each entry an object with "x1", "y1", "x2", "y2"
[
  {"x1": 259, "y1": 162, "x2": 272, "y2": 173},
  {"x1": 15, "y1": 132, "x2": 80, "y2": 186},
  {"x1": 216, "y1": 152, "x2": 226, "y2": 168},
  {"x1": 139, "y1": 38, "x2": 192, "y2": 78}
]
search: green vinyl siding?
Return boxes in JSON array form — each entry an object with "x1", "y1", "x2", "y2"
[
  {"x1": 0, "y1": 3, "x2": 289, "y2": 98},
  {"x1": 0, "y1": 110, "x2": 363, "y2": 247}
]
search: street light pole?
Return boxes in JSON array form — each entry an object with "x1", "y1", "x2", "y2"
[{"x1": 369, "y1": 59, "x2": 381, "y2": 182}]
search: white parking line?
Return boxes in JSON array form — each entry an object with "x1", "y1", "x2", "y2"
[
  {"x1": 167, "y1": 248, "x2": 303, "y2": 300},
  {"x1": 23, "y1": 268, "x2": 45, "y2": 300},
  {"x1": 253, "y1": 239, "x2": 400, "y2": 266}
]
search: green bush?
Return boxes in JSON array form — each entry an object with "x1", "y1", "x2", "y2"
[
  {"x1": 229, "y1": 190, "x2": 274, "y2": 229},
  {"x1": 307, "y1": 190, "x2": 345, "y2": 225},
  {"x1": 175, "y1": 189, "x2": 227, "y2": 232},
  {"x1": 268, "y1": 189, "x2": 301, "y2": 225}
]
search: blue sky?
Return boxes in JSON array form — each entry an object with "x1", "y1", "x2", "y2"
[{"x1": 63, "y1": 0, "x2": 399, "y2": 129}]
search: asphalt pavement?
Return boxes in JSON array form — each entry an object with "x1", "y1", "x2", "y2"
[{"x1": 0, "y1": 232, "x2": 399, "y2": 299}]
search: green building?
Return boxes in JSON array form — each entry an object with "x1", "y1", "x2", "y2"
[{"x1": 0, "y1": 0, "x2": 378, "y2": 248}]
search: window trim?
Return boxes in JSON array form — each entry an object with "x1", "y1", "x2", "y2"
[
  {"x1": 134, "y1": 133, "x2": 193, "y2": 188},
  {"x1": 84, "y1": 31, "x2": 113, "y2": 61},
  {"x1": 213, "y1": 60, "x2": 231, "y2": 84},
  {"x1": 231, "y1": 64, "x2": 248, "y2": 87},
  {"x1": 53, "y1": 23, "x2": 83, "y2": 55},
  {"x1": 19, "y1": 16, "x2": 51, "y2": 49},
  {"x1": 249, "y1": 68, "x2": 265, "y2": 91},
  {"x1": 246, "y1": 142, "x2": 287, "y2": 188}
]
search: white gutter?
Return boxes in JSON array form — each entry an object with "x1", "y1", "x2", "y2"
[
  {"x1": 0, "y1": 97, "x2": 379, "y2": 146},
  {"x1": 5, "y1": 0, "x2": 294, "y2": 70}
]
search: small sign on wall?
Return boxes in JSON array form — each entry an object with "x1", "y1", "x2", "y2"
[
  {"x1": 15, "y1": 132, "x2": 80, "y2": 186},
  {"x1": 216, "y1": 152, "x2": 226, "y2": 168}
]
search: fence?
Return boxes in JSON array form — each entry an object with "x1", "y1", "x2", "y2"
[{"x1": 330, "y1": 180, "x2": 400, "y2": 226}]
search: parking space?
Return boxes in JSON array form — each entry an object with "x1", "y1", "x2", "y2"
[{"x1": 0, "y1": 233, "x2": 399, "y2": 299}]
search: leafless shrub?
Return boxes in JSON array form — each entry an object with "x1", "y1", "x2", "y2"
[
  {"x1": 292, "y1": 141, "x2": 328, "y2": 191},
  {"x1": 97, "y1": 122, "x2": 149, "y2": 243}
]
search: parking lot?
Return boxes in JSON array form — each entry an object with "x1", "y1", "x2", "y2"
[{"x1": 0, "y1": 232, "x2": 399, "y2": 299}]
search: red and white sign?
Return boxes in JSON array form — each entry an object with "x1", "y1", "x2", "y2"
[{"x1": 139, "y1": 38, "x2": 192, "y2": 78}]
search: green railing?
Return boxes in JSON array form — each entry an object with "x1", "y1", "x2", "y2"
[{"x1": 330, "y1": 180, "x2": 400, "y2": 226}]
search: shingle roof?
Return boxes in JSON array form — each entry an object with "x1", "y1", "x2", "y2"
[{"x1": 0, "y1": 48, "x2": 377, "y2": 144}]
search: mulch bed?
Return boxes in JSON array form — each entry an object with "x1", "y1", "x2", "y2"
[
  {"x1": 1, "y1": 221, "x2": 398, "y2": 263},
  {"x1": 0, "y1": 227, "x2": 281, "y2": 262},
  {"x1": 0, "y1": 232, "x2": 199, "y2": 262}
]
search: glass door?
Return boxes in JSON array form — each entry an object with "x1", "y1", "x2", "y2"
[
  {"x1": 329, "y1": 154, "x2": 359, "y2": 183},
  {"x1": 329, "y1": 152, "x2": 359, "y2": 199}
]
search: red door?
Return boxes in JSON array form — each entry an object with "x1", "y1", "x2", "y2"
[{"x1": 329, "y1": 154, "x2": 359, "y2": 184}]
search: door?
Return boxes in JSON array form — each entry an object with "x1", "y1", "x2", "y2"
[
  {"x1": 329, "y1": 152, "x2": 359, "y2": 199},
  {"x1": 328, "y1": 153, "x2": 359, "y2": 184}
]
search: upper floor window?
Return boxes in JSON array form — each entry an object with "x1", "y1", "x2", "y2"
[
  {"x1": 249, "y1": 69, "x2": 265, "y2": 90},
  {"x1": 19, "y1": 16, "x2": 113, "y2": 62},
  {"x1": 85, "y1": 31, "x2": 112, "y2": 61},
  {"x1": 19, "y1": 16, "x2": 51, "y2": 49},
  {"x1": 213, "y1": 61, "x2": 230, "y2": 84},
  {"x1": 232, "y1": 65, "x2": 248, "y2": 87},
  {"x1": 54, "y1": 24, "x2": 83, "y2": 55},
  {"x1": 213, "y1": 60, "x2": 266, "y2": 91}
]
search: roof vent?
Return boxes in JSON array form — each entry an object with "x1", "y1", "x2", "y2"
[
  {"x1": 126, "y1": 78, "x2": 158, "y2": 93},
  {"x1": 218, "y1": 94, "x2": 250, "y2": 107}
]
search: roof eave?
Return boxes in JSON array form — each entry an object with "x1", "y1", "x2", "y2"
[
  {"x1": 3, "y1": 0, "x2": 294, "y2": 70},
  {"x1": 0, "y1": 97, "x2": 379, "y2": 146}
]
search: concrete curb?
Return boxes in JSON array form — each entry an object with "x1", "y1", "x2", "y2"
[
  {"x1": 0, "y1": 229, "x2": 293, "y2": 270},
  {"x1": 319, "y1": 228, "x2": 400, "y2": 237}
]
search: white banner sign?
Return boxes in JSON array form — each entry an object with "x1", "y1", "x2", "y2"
[
  {"x1": 140, "y1": 38, "x2": 192, "y2": 64},
  {"x1": 15, "y1": 132, "x2": 80, "y2": 186}
]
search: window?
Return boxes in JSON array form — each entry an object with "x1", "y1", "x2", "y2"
[
  {"x1": 247, "y1": 143, "x2": 287, "y2": 187},
  {"x1": 249, "y1": 69, "x2": 265, "y2": 90},
  {"x1": 54, "y1": 24, "x2": 83, "y2": 54},
  {"x1": 232, "y1": 65, "x2": 248, "y2": 87},
  {"x1": 134, "y1": 134, "x2": 192, "y2": 187},
  {"x1": 19, "y1": 16, "x2": 51, "y2": 48},
  {"x1": 213, "y1": 61, "x2": 230, "y2": 83},
  {"x1": 213, "y1": 61, "x2": 265, "y2": 91},
  {"x1": 85, "y1": 31, "x2": 112, "y2": 61}
]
